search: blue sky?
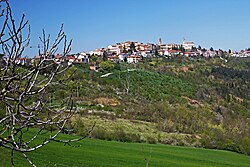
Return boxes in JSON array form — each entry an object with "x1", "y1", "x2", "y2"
[{"x1": 10, "y1": 0, "x2": 250, "y2": 56}]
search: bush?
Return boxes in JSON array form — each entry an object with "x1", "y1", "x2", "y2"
[
  {"x1": 146, "y1": 136, "x2": 157, "y2": 144},
  {"x1": 128, "y1": 133, "x2": 141, "y2": 143},
  {"x1": 224, "y1": 142, "x2": 242, "y2": 154},
  {"x1": 114, "y1": 128, "x2": 129, "y2": 142},
  {"x1": 99, "y1": 61, "x2": 115, "y2": 71},
  {"x1": 160, "y1": 138, "x2": 178, "y2": 145},
  {"x1": 91, "y1": 127, "x2": 107, "y2": 140},
  {"x1": 241, "y1": 137, "x2": 250, "y2": 155}
]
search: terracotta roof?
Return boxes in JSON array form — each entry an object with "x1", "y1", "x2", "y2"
[
  {"x1": 66, "y1": 56, "x2": 75, "y2": 60},
  {"x1": 55, "y1": 55, "x2": 62, "y2": 59},
  {"x1": 18, "y1": 58, "x2": 27, "y2": 60},
  {"x1": 168, "y1": 50, "x2": 179, "y2": 53},
  {"x1": 184, "y1": 52, "x2": 195, "y2": 54}
]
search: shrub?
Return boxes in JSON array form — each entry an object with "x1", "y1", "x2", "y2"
[
  {"x1": 128, "y1": 133, "x2": 141, "y2": 143},
  {"x1": 224, "y1": 142, "x2": 242, "y2": 154},
  {"x1": 91, "y1": 127, "x2": 107, "y2": 140},
  {"x1": 114, "y1": 128, "x2": 129, "y2": 142},
  {"x1": 146, "y1": 136, "x2": 157, "y2": 144},
  {"x1": 99, "y1": 61, "x2": 115, "y2": 71},
  {"x1": 241, "y1": 137, "x2": 250, "y2": 155}
]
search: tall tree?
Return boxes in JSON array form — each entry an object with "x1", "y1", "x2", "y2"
[
  {"x1": 129, "y1": 42, "x2": 136, "y2": 54},
  {"x1": 197, "y1": 45, "x2": 202, "y2": 50},
  {"x1": 179, "y1": 45, "x2": 186, "y2": 53},
  {"x1": 122, "y1": 45, "x2": 127, "y2": 53},
  {"x1": 192, "y1": 46, "x2": 197, "y2": 52},
  {"x1": 102, "y1": 50, "x2": 108, "y2": 61},
  {"x1": 155, "y1": 48, "x2": 159, "y2": 57}
]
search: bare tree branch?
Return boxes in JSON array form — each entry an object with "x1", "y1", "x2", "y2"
[{"x1": 0, "y1": 0, "x2": 93, "y2": 165}]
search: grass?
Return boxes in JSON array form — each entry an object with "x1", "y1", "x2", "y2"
[{"x1": 1, "y1": 131, "x2": 250, "y2": 167}]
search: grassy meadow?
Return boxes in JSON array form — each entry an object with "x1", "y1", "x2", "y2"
[{"x1": 1, "y1": 135, "x2": 250, "y2": 167}]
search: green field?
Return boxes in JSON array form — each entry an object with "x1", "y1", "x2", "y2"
[{"x1": 1, "y1": 137, "x2": 250, "y2": 167}]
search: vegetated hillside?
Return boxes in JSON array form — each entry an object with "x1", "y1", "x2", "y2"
[
  {"x1": 1, "y1": 57, "x2": 249, "y2": 157},
  {"x1": 65, "y1": 57, "x2": 250, "y2": 156},
  {"x1": 1, "y1": 130, "x2": 250, "y2": 167}
]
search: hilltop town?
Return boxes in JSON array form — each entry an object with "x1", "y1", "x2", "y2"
[{"x1": 1, "y1": 39, "x2": 250, "y2": 68}]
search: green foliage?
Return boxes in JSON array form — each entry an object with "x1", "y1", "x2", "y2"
[
  {"x1": 101, "y1": 70, "x2": 197, "y2": 101},
  {"x1": 241, "y1": 137, "x2": 250, "y2": 155},
  {"x1": 99, "y1": 61, "x2": 115, "y2": 71}
]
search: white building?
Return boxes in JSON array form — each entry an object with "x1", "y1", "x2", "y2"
[
  {"x1": 107, "y1": 45, "x2": 121, "y2": 55},
  {"x1": 166, "y1": 44, "x2": 180, "y2": 50},
  {"x1": 127, "y1": 55, "x2": 142, "y2": 63},
  {"x1": 15, "y1": 58, "x2": 29, "y2": 66},
  {"x1": 118, "y1": 53, "x2": 129, "y2": 61},
  {"x1": 183, "y1": 42, "x2": 194, "y2": 50},
  {"x1": 77, "y1": 52, "x2": 89, "y2": 63},
  {"x1": 89, "y1": 48, "x2": 105, "y2": 56}
]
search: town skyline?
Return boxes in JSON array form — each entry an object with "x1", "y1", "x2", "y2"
[{"x1": 11, "y1": 0, "x2": 250, "y2": 57}]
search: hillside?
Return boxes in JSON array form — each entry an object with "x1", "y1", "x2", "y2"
[
  {"x1": 1, "y1": 56, "x2": 250, "y2": 166},
  {"x1": 46, "y1": 56, "x2": 250, "y2": 156}
]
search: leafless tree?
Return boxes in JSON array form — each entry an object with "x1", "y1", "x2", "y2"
[
  {"x1": 0, "y1": 1, "x2": 93, "y2": 166},
  {"x1": 123, "y1": 71, "x2": 132, "y2": 94}
]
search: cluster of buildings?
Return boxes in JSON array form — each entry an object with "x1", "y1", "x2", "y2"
[
  {"x1": 231, "y1": 50, "x2": 250, "y2": 58},
  {"x1": 88, "y1": 40, "x2": 197, "y2": 63},
  {"x1": 0, "y1": 53, "x2": 90, "y2": 67},
  {"x1": 1, "y1": 39, "x2": 250, "y2": 68},
  {"x1": 86, "y1": 40, "x2": 249, "y2": 63}
]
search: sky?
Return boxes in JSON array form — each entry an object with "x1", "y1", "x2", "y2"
[{"x1": 9, "y1": 0, "x2": 250, "y2": 56}]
